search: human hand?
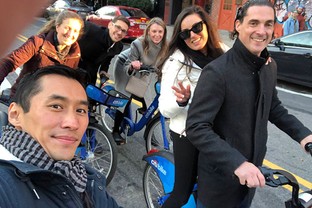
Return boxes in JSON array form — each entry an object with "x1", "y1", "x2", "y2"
[
  {"x1": 172, "y1": 81, "x2": 191, "y2": 104},
  {"x1": 234, "y1": 161, "x2": 265, "y2": 188},
  {"x1": 99, "y1": 71, "x2": 109, "y2": 87},
  {"x1": 300, "y1": 134, "x2": 312, "y2": 153},
  {"x1": 131, "y1": 60, "x2": 142, "y2": 71}
]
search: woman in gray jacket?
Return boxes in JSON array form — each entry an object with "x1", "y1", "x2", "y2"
[{"x1": 111, "y1": 17, "x2": 168, "y2": 144}]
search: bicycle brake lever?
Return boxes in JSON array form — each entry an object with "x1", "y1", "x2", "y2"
[{"x1": 259, "y1": 167, "x2": 290, "y2": 187}]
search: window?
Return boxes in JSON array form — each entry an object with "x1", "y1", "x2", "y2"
[
  {"x1": 282, "y1": 32, "x2": 312, "y2": 48},
  {"x1": 223, "y1": 0, "x2": 232, "y2": 10},
  {"x1": 54, "y1": 0, "x2": 70, "y2": 8},
  {"x1": 120, "y1": 9, "x2": 148, "y2": 18},
  {"x1": 97, "y1": 7, "x2": 116, "y2": 17}
]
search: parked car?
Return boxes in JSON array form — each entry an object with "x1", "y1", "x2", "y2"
[
  {"x1": 267, "y1": 30, "x2": 312, "y2": 88},
  {"x1": 44, "y1": 0, "x2": 92, "y2": 19},
  {"x1": 86, "y1": 5, "x2": 150, "y2": 40}
]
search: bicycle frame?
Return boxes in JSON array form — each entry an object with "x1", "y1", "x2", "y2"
[
  {"x1": 75, "y1": 125, "x2": 96, "y2": 160},
  {"x1": 104, "y1": 81, "x2": 166, "y2": 137},
  {"x1": 122, "y1": 83, "x2": 160, "y2": 136}
]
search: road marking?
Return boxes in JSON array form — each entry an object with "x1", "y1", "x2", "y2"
[
  {"x1": 263, "y1": 159, "x2": 312, "y2": 192},
  {"x1": 16, "y1": 34, "x2": 28, "y2": 42}
]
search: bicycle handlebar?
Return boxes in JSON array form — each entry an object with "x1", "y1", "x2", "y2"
[
  {"x1": 305, "y1": 142, "x2": 312, "y2": 156},
  {"x1": 137, "y1": 65, "x2": 157, "y2": 74},
  {"x1": 259, "y1": 142, "x2": 312, "y2": 208}
]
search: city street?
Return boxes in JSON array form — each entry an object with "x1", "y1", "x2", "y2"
[{"x1": 1, "y1": 18, "x2": 312, "y2": 208}]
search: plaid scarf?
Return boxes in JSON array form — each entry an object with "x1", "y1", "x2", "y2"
[{"x1": 0, "y1": 125, "x2": 87, "y2": 193}]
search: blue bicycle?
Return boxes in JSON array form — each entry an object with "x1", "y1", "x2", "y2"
[
  {"x1": 142, "y1": 143, "x2": 312, "y2": 208},
  {"x1": 98, "y1": 69, "x2": 172, "y2": 152}
]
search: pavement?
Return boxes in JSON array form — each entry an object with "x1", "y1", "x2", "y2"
[{"x1": 218, "y1": 29, "x2": 235, "y2": 48}]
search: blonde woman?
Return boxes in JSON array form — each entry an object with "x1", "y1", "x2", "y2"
[{"x1": 112, "y1": 17, "x2": 168, "y2": 143}]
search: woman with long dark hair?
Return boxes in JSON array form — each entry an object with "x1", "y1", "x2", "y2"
[{"x1": 158, "y1": 5, "x2": 229, "y2": 207}]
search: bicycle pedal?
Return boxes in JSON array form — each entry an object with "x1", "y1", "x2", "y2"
[{"x1": 113, "y1": 132, "x2": 126, "y2": 145}]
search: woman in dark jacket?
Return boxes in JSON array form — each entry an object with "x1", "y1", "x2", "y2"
[{"x1": 0, "y1": 10, "x2": 84, "y2": 97}]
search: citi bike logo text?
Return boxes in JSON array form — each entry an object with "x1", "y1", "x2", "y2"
[
  {"x1": 151, "y1": 159, "x2": 167, "y2": 175},
  {"x1": 145, "y1": 106, "x2": 155, "y2": 118},
  {"x1": 112, "y1": 100, "x2": 124, "y2": 106}
]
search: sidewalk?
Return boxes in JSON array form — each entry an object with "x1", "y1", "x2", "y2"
[
  {"x1": 166, "y1": 25, "x2": 234, "y2": 48},
  {"x1": 219, "y1": 29, "x2": 235, "y2": 48}
]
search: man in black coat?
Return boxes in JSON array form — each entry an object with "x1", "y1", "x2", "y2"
[
  {"x1": 186, "y1": 1, "x2": 312, "y2": 207},
  {"x1": 78, "y1": 16, "x2": 130, "y2": 85}
]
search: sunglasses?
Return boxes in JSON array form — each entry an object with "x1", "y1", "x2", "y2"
[{"x1": 179, "y1": 21, "x2": 204, "y2": 40}]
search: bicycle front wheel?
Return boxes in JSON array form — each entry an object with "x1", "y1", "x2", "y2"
[
  {"x1": 145, "y1": 115, "x2": 171, "y2": 153},
  {"x1": 82, "y1": 123, "x2": 118, "y2": 185},
  {"x1": 143, "y1": 163, "x2": 165, "y2": 208}
]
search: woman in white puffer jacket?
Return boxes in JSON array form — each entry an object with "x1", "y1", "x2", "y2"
[{"x1": 158, "y1": 5, "x2": 229, "y2": 207}]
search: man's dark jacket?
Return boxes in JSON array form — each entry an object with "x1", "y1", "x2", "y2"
[
  {"x1": 186, "y1": 39, "x2": 311, "y2": 207},
  {"x1": 0, "y1": 159, "x2": 120, "y2": 208},
  {"x1": 78, "y1": 21, "x2": 123, "y2": 84}
]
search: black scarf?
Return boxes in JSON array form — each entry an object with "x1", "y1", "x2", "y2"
[
  {"x1": 185, "y1": 47, "x2": 214, "y2": 69},
  {"x1": 0, "y1": 125, "x2": 87, "y2": 193}
]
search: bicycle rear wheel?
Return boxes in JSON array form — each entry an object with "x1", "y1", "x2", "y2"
[
  {"x1": 80, "y1": 123, "x2": 117, "y2": 185},
  {"x1": 143, "y1": 163, "x2": 165, "y2": 208},
  {"x1": 145, "y1": 114, "x2": 171, "y2": 153}
]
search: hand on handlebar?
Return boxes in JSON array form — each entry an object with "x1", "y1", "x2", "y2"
[
  {"x1": 305, "y1": 143, "x2": 312, "y2": 156},
  {"x1": 300, "y1": 135, "x2": 312, "y2": 155},
  {"x1": 234, "y1": 161, "x2": 266, "y2": 188},
  {"x1": 131, "y1": 60, "x2": 142, "y2": 71}
]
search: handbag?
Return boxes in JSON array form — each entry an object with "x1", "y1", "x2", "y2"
[{"x1": 125, "y1": 75, "x2": 150, "y2": 98}]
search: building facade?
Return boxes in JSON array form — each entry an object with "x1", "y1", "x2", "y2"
[{"x1": 162, "y1": 0, "x2": 312, "y2": 38}]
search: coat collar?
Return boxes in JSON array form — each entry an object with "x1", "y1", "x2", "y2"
[{"x1": 233, "y1": 38, "x2": 269, "y2": 72}]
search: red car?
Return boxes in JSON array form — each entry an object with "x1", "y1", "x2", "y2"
[{"x1": 86, "y1": 5, "x2": 150, "y2": 40}]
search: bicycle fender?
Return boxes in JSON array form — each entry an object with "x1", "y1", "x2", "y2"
[{"x1": 143, "y1": 151, "x2": 175, "y2": 193}]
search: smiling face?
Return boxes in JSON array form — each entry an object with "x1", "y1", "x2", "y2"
[
  {"x1": 9, "y1": 75, "x2": 89, "y2": 161},
  {"x1": 148, "y1": 23, "x2": 165, "y2": 45},
  {"x1": 181, "y1": 14, "x2": 208, "y2": 54},
  {"x1": 108, "y1": 20, "x2": 129, "y2": 42},
  {"x1": 56, "y1": 18, "x2": 82, "y2": 46},
  {"x1": 235, "y1": 5, "x2": 275, "y2": 56}
]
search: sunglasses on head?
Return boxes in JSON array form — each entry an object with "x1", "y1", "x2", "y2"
[{"x1": 179, "y1": 21, "x2": 204, "y2": 40}]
